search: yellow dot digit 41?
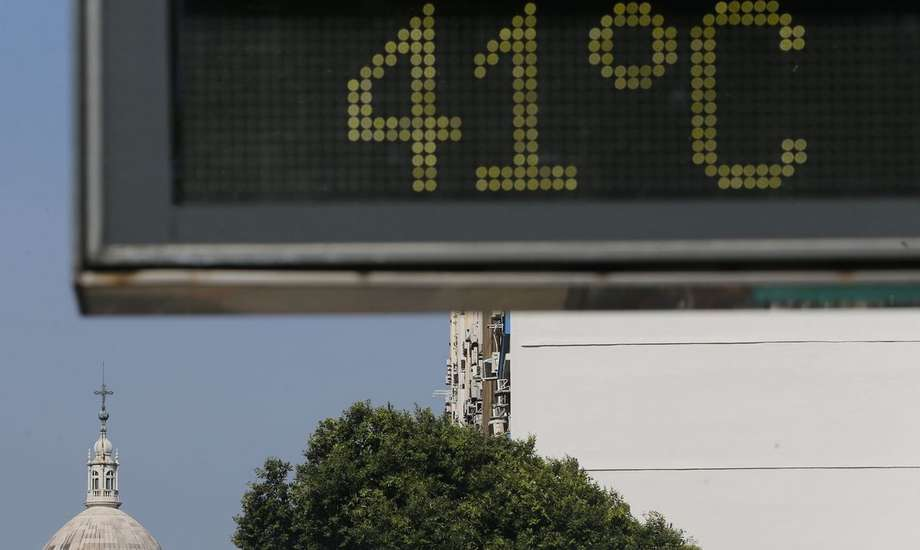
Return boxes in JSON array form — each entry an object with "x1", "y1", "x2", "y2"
[
  {"x1": 473, "y1": 2, "x2": 578, "y2": 193},
  {"x1": 346, "y1": 3, "x2": 461, "y2": 193},
  {"x1": 694, "y1": 1, "x2": 807, "y2": 191}
]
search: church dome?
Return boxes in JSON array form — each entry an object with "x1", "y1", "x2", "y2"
[
  {"x1": 45, "y1": 378, "x2": 161, "y2": 549},
  {"x1": 43, "y1": 506, "x2": 161, "y2": 550}
]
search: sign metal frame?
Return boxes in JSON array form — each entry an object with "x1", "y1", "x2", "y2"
[{"x1": 76, "y1": 0, "x2": 920, "y2": 314}]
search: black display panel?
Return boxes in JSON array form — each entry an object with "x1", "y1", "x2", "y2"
[{"x1": 174, "y1": 1, "x2": 920, "y2": 201}]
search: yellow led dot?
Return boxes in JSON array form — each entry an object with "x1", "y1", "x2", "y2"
[
  {"x1": 347, "y1": 129, "x2": 360, "y2": 142},
  {"x1": 412, "y1": 181, "x2": 425, "y2": 192},
  {"x1": 730, "y1": 177, "x2": 743, "y2": 189},
  {"x1": 770, "y1": 177, "x2": 782, "y2": 189},
  {"x1": 476, "y1": 180, "x2": 488, "y2": 192},
  {"x1": 792, "y1": 38, "x2": 805, "y2": 50},
  {"x1": 756, "y1": 178, "x2": 770, "y2": 189},
  {"x1": 718, "y1": 178, "x2": 730, "y2": 189}
]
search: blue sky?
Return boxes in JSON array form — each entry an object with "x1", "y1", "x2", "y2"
[{"x1": 0, "y1": 2, "x2": 446, "y2": 547}]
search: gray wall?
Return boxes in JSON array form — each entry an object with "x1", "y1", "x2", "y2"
[{"x1": 512, "y1": 311, "x2": 920, "y2": 549}]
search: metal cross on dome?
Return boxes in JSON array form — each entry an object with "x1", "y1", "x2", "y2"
[{"x1": 94, "y1": 366, "x2": 114, "y2": 412}]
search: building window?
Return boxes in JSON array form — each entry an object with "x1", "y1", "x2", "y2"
[
  {"x1": 105, "y1": 471, "x2": 114, "y2": 491},
  {"x1": 92, "y1": 471, "x2": 99, "y2": 491}
]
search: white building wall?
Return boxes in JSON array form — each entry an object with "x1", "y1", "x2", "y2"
[{"x1": 511, "y1": 311, "x2": 920, "y2": 550}]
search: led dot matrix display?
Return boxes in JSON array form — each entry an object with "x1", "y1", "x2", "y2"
[{"x1": 176, "y1": 0, "x2": 920, "y2": 201}]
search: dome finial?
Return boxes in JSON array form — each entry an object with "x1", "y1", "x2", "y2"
[
  {"x1": 94, "y1": 364, "x2": 113, "y2": 432},
  {"x1": 88, "y1": 367, "x2": 120, "y2": 508}
]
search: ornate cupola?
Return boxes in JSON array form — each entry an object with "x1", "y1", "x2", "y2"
[
  {"x1": 43, "y1": 377, "x2": 161, "y2": 550},
  {"x1": 85, "y1": 380, "x2": 120, "y2": 508}
]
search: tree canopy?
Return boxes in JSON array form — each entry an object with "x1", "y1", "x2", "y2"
[{"x1": 234, "y1": 402, "x2": 699, "y2": 550}]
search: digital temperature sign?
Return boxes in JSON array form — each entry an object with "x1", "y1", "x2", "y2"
[
  {"x1": 176, "y1": 0, "x2": 920, "y2": 201},
  {"x1": 78, "y1": 0, "x2": 920, "y2": 314}
]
